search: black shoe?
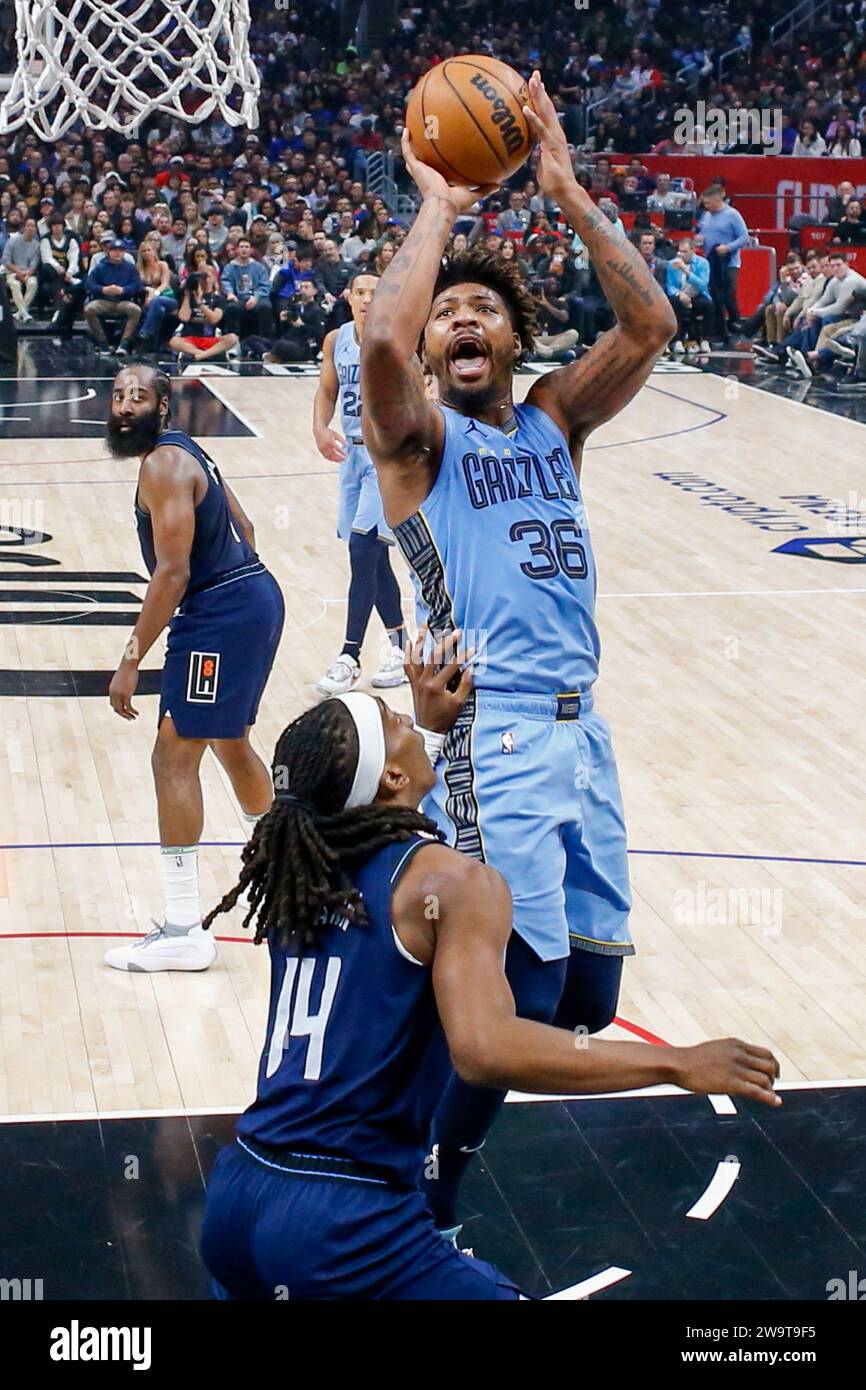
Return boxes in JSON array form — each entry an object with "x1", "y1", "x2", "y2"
[{"x1": 752, "y1": 342, "x2": 780, "y2": 363}]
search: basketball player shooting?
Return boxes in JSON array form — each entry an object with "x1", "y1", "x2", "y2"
[
  {"x1": 103, "y1": 365, "x2": 285, "y2": 972},
  {"x1": 360, "y1": 72, "x2": 678, "y2": 1237}
]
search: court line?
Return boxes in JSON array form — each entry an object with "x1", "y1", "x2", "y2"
[
  {"x1": 504, "y1": 1077, "x2": 866, "y2": 1103},
  {"x1": 0, "y1": 470, "x2": 333, "y2": 485},
  {"x1": 599, "y1": 587, "x2": 866, "y2": 598},
  {"x1": 0, "y1": 388, "x2": 96, "y2": 408},
  {"x1": 0, "y1": 1078, "x2": 858, "y2": 1126},
  {"x1": 629, "y1": 849, "x2": 866, "y2": 867},
  {"x1": 542, "y1": 1267, "x2": 633, "y2": 1299},
  {"x1": 733, "y1": 372, "x2": 866, "y2": 428},
  {"x1": 200, "y1": 377, "x2": 262, "y2": 439},
  {"x1": 325, "y1": 588, "x2": 866, "y2": 601},
  {"x1": 686, "y1": 1160, "x2": 741, "y2": 1221},
  {"x1": 1, "y1": 842, "x2": 864, "y2": 868},
  {"x1": 586, "y1": 382, "x2": 726, "y2": 451}
]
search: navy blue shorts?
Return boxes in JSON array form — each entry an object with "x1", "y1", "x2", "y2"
[
  {"x1": 160, "y1": 568, "x2": 284, "y2": 739},
  {"x1": 200, "y1": 1140, "x2": 521, "y2": 1300}
]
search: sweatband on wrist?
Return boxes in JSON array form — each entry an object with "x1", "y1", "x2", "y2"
[{"x1": 417, "y1": 726, "x2": 446, "y2": 765}]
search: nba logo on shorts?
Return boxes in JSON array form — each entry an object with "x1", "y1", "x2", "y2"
[
  {"x1": 187, "y1": 651, "x2": 220, "y2": 703},
  {"x1": 501, "y1": 730, "x2": 515, "y2": 754}
]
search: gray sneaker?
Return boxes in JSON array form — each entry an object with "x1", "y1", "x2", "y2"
[{"x1": 315, "y1": 653, "x2": 360, "y2": 698}]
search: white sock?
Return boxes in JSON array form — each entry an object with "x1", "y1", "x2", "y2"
[{"x1": 160, "y1": 846, "x2": 201, "y2": 929}]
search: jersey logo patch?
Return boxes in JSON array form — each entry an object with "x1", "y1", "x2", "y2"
[
  {"x1": 187, "y1": 651, "x2": 220, "y2": 703},
  {"x1": 501, "y1": 730, "x2": 515, "y2": 754}
]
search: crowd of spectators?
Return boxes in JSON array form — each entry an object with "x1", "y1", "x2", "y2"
[{"x1": 1, "y1": 0, "x2": 866, "y2": 368}]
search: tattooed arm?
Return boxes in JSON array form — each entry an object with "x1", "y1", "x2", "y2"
[
  {"x1": 360, "y1": 132, "x2": 496, "y2": 525},
  {"x1": 521, "y1": 73, "x2": 677, "y2": 459}
]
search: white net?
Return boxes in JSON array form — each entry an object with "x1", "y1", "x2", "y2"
[{"x1": 0, "y1": 0, "x2": 260, "y2": 140}]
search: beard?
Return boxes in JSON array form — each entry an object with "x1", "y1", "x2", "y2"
[
  {"x1": 441, "y1": 374, "x2": 502, "y2": 415},
  {"x1": 105, "y1": 404, "x2": 163, "y2": 459}
]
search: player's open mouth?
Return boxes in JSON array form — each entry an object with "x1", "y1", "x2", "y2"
[{"x1": 449, "y1": 335, "x2": 489, "y2": 381}]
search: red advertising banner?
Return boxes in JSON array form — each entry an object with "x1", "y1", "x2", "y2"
[{"x1": 619, "y1": 156, "x2": 866, "y2": 230}]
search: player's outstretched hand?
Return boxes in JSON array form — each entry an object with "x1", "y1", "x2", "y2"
[
  {"x1": 109, "y1": 661, "x2": 139, "y2": 721},
  {"x1": 400, "y1": 129, "x2": 499, "y2": 214},
  {"x1": 522, "y1": 70, "x2": 580, "y2": 206},
  {"x1": 674, "y1": 1038, "x2": 781, "y2": 1108},
  {"x1": 406, "y1": 627, "x2": 474, "y2": 734},
  {"x1": 315, "y1": 427, "x2": 347, "y2": 464}
]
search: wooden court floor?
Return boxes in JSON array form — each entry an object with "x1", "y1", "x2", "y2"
[{"x1": 0, "y1": 363, "x2": 864, "y2": 1119}]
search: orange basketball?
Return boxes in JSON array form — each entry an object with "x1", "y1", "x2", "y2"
[{"x1": 406, "y1": 56, "x2": 533, "y2": 187}]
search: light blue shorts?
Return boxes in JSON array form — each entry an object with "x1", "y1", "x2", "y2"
[
  {"x1": 337, "y1": 444, "x2": 394, "y2": 544},
  {"x1": 423, "y1": 688, "x2": 634, "y2": 963}
]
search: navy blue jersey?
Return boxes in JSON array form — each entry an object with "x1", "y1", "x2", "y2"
[
  {"x1": 135, "y1": 428, "x2": 261, "y2": 600},
  {"x1": 237, "y1": 837, "x2": 443, "y2": 1189}
]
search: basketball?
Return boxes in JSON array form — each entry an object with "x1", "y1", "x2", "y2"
[{"x1": 406, "y1": 55, "x2": 533, "y2": 187}]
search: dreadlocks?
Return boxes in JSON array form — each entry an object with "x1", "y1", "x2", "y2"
[
  {"x1": 203, "y1": 699, "x2": 443, "y2": 948},
  {"x1": 433, "y1": 247, "x2": 537, "y2": 360}
]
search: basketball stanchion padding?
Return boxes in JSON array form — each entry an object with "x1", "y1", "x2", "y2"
[{"x1": 0, "y1": 0, "x2": 260, "y2": 140}]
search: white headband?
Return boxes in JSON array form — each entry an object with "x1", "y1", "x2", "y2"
[{"x1": 335, "y1": 692, "x2": 387, "y2": 809}]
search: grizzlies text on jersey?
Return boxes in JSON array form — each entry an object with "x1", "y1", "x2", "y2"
[{"x1": 395, "y1": 403, "x2": 599, "y2": 694}]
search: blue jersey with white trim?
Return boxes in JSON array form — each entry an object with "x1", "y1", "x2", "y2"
[
  {"x1": 135, "y1": 428, "x2": 260, "y2": 600},
  {"x1": 237, "y1": 836, "x2": 442, "y2": 1188},
  {"x1": 333, "y1": 320, "x2": 363, "y2": 439},
  {"x1": 395, "y1": 403, "x2": 600, "y2": 694}
]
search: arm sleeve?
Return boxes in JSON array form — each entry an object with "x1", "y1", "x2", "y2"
[
  {"x1": 810, "y1": 280, "x2": 836, "y2": 316},
  {"x1": 85, "y1": 261, "x2": 105, "y2": 294},
  {"x1": 726, "y1": 210, "x2": 750, "y2": 253},
  {"x1": 832, "y1": 278, "x2": 862, "y2": 317},
  {"x1": 40, "y1": 237, "x2": 60, "y2": 272}
]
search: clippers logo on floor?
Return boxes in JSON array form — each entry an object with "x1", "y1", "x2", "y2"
[{"x1": 187, "y1": 651, "x2": 220, "y2": 703}]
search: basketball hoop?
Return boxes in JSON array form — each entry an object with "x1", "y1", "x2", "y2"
[{"x1": 0, "y1": 0, "x2": 260, "y2": 141}]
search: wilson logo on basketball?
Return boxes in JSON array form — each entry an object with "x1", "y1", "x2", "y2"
[{"x1": 469, "y1": 72, "x2": 525, "y2": 155}]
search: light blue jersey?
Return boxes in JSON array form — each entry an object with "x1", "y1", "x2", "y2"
[
  {"x1": 394, "y1": 402, "x2": 599, "y2": 694},
  {"x1": 334, "y1": 320, "x2": 363, "y2": 441},
  {"x1": 393, "y1": 401, "x2": 631, "y2": 963},
  {"x1": 333, "y1": 319, "x2": 392, "y2": 543}
]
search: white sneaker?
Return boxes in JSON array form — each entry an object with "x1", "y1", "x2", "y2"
[
  {"x1": 104, "y1": 922, "x2": 217, "y2": 972},
  {"x1": 371, "y1": 644, "x2": 407, "y2": 688},
  {"x1": 700, "y1": 339, "x2": 711, "y2": 354},
  {"x1": 315, "y1": 653, "x2": 360, "y2": 698},
  {"x1": 671, "y1": 340, "x2": 685, "y2": 355}
]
